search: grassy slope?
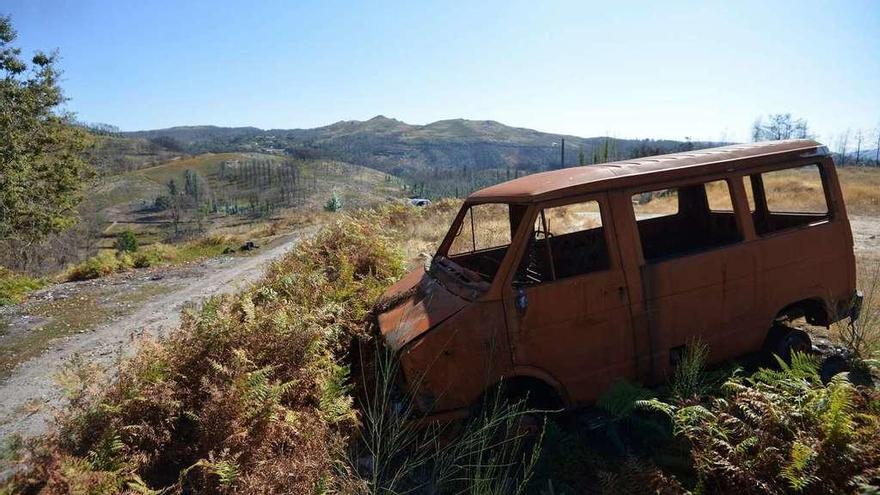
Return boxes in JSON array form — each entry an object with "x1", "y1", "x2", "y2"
[
  {"x1": 59, "y1": 151, "x2": 403, "y2": 261},
  {"x1": 84, "y1": 134, "x2": 184, "y2": 174}
]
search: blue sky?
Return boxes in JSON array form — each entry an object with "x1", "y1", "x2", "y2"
[{"x1": 4, "y1": 0, "x2": 879, "y2": 143}]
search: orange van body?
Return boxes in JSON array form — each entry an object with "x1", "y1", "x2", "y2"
[{"x1": 376, "y1": 140, "x2": 859, "y2": 419}]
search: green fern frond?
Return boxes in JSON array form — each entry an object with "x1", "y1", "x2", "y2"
[{"x1": 781, "y1": 440, "x2": 818, "y2": 491}]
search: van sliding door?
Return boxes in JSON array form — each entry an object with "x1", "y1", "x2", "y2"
[{"x1": 625, "y1": 180, "x2": 757, "y2": 381}]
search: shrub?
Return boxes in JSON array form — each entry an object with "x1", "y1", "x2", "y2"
[
  {"x1": 64, "y1": 251, "x2": 129, "y2": 281},
  {"x1": 353, "y1": 343, "x2": 544, "y2": 495},
  {"x1": 837, "y1": 263, "x2": 880, "y2": 359},
  {"x1": 642, "y1": 353, "x2": 880, "y2": 493},
  {"x1": 669, "y1": 339, "x2": 710, "y2": 402},
  {"x1": 324, "y1": 192, "x2": 342, "y2": 212},
  {"x1": 153, "y1": 194, "x2": 173, "y2": 211},
  {"x1": 5, "y1": 212, "x2": 407, "y2": 493},
  {"x1": 0, "y1": 266, "x2": 46, "y2": 305},
  {"x1": 131, "y1": 243, "x2": 179, "y2": 268},
  {"x1": 114, "y1": 230, "x2": 138, "y2": 253}
]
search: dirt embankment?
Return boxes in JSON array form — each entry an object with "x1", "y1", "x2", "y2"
[{"x1": 0, "y1": 228, "x2": 317, "y2": 444}]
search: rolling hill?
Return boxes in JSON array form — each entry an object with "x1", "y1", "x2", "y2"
[{"x1": 122, "y1": 116, "x2": 705, "y2": 176}]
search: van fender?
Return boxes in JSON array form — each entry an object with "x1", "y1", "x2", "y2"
[
  {"x1": 772, "y1": 295, "x2": 832, "y2": 327},
  {"x1": 490, "y1": 366, "x2": 570, "y2": 408}
]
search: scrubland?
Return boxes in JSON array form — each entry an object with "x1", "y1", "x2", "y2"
[{"x1": 1, "y1": 199, "x2": 878, "y2": 494}]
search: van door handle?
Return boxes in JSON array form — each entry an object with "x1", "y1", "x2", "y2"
[{"x1": 617, "y1": 286, "x2": 626, "y2": 301}]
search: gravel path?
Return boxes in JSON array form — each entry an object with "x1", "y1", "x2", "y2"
[{"x1": 0, "y1": 228, "x2": 316, "y2": 444}]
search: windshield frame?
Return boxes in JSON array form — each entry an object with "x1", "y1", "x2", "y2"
[{"x1": 432, "y1": 201, "x2": 532, "y2": 294}]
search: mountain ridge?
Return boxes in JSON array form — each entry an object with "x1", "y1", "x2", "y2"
[{"x1": 122, "y1": 116, "x2": 707, "y2": 176}]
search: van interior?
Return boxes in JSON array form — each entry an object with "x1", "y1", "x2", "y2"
[{"x1": 450, "y1": 163, "x2": 831, "y2": 285}]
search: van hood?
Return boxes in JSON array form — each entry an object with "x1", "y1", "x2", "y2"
[{"x1": 377, "y1": 267, "x2": 468, "y2": 351}]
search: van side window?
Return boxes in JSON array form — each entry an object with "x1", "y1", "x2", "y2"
[
  {"x1": 743, "y1": 164, "x2": 830, "y2": 235},
  {"x1": 514, "y1": 200, "x2": 609, "y2": 285},
  {"x1": 705, "y1": 180, "x2": 734, "y2": 211},
  {"x1": 632, "y1": 180, "x2": 742, "y2": 262}
]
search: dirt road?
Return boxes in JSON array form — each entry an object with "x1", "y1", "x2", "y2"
[{"x1": 0, "y1": 228, "x2": 316, "y2": 444}]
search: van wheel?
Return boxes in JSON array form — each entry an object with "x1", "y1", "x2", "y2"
[
  {"x1": 773, "y1": 326, "x2": 812, "y2": 363},
  {"x1": 819, "y1": 355, "x2": 850, "y2": 384},
  {"x1": 475, "y1": 379, "x2": 561, "y2": 441}
]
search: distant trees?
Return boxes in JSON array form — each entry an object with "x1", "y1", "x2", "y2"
[
  {"x1": 592, "y1": 138, "x2": 618, "y2": 164},
  {"x1": 0, "y1": 15, "x2": 93, "y2": 269},
  {"x1": 151, "y1": 158, "x2": 315, "y2": 238},
  {"x1": 751, "y1": 114, "x2": 811, "y2": 141},
  {"x1": 77, "y1": 122, "x2": 120, "y2": 135},
  {"x1": 628, "y1": 140, "x2": 667, "y2": 159},
  {"x1": 836, "y1": 130, "x2": 850, "y2": 165},
  {"x1": 150, "y1": 136, "x2": 185, "y2": 152},
  {"x1": 833, "y1": 126, "x2": 880, "y2": 167}
]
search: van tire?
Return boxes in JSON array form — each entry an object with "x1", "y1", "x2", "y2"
[
  {"x1": 473, "y1": 378, "x2": 562, "y2": 440},
  {"x1": 772, "y1": 326, "x2": 812, "y2": 363}
]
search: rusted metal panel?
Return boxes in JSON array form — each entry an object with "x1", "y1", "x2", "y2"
[
  {"x1": 470, "y1": 140, "x2": 823, "y2": 203},
  {"x1": 377, "y1": 141, "x2": 856, "y2": 419}
]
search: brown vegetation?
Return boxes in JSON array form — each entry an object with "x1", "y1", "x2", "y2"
[{"x1": 2, "y1": 200, "x2": 878, "y2": 494}]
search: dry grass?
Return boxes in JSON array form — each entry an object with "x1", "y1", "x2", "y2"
[
  {"x1": 4, "y1": 198, "x2": 879, "y2": 494},
  {"x1": 1, "y1": 206, "x2": 413, "y2": 494},
  {"x1": 631, "y1": 166, "x2": 880, "y2": 217},
  {"x1": 832, "y1": 259, "x2": 880, "y2": 359},
  {"x1": 62, "y1": 235, "x2": 243, "y2": 282},
  {"x1": 384, "y1": 198, "x2": 461, "y2": 265},
  {"x1": 837, "y1": 167, "x2": 880, "y2": 216},
  {"x1": 544, "y1": 201, "x2": 602, "y2": 233},
  {"x1": 0, "y1": 267, "x2": 46, "y2": 306},
  {"x1": 448, "y1": 202, "x2": 512, "y2": 255}
]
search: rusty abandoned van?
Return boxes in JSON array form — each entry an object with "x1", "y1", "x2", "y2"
[{"x1": 376, "y1": 139, "x2": 862, "y2": 420}]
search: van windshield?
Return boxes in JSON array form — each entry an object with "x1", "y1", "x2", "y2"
[{"x1": 436, "y1": 202, "x2": 521, "y2": 285}]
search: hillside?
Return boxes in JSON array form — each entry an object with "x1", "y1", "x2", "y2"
[
  {"x1": 83, "y1": 134, "x2": 185, "y2": 174},
  {"x1": 122, "y1": 116, "x2": 705, "y2": 177},
  {"x1": 87, "y1": 152, "x2": 400, "y2": 249}
]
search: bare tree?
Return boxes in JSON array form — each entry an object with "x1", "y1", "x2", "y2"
[
  {"x1": 876, "y1": 126, "x2": 880, "y2": 165},
  {"x1": 854, "y1": 130, "x2": 863, "y2": 165},
  {"x1": 837, "y1": 129, "x2": 850, "y2": 166},
  {"x1": 751, "y1": 113, "x2": 810, "y2": 141}
]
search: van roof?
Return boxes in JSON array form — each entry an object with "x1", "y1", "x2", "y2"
[{"x1": 469, "y1": 139, "x2": 825, "y2": 203}]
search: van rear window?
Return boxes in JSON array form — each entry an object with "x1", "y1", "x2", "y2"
[{"x1": 744, "y1": 164, "x2": 830, "y2": 235}]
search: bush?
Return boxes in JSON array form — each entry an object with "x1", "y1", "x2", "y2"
[
  {"x1": 114, "y1": 230, "x2": 138, "y2": 253},
  {"x1": 642, "y1": 353, "x2": 880, "y2": 493},
  {"x1": 0, "y1": 267, "x2": 45, "y2": 305},
  {"x1": 153, "y1": 194, "x2": 173, "y2": 211},
  {"x1": 5, "y1": 212, "x2": 407, "y2": 493},
  {"x1": 131, "y1": 243, "x2": 178, "y2": 268},
  {"x1": 64, "y1": 251, "x2": 130, "y2": 281},
  {"x1": 324, "y1": 192, "x2": 342, "y2": 212}
]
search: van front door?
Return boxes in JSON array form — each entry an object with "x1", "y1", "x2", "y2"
[{"x1": 501, "y1": 195, "x2": 637, "y2": 406}]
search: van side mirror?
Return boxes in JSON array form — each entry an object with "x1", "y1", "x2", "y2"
[{"x1": 515, "y1": 287, "x2": 528, "y2": 316}]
